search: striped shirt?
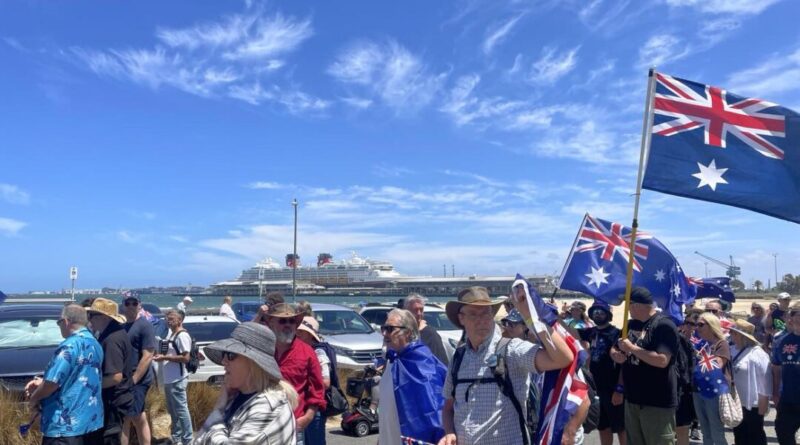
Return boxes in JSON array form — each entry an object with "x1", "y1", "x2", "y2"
[
  {"x1": 443, "y1": 326, "x2": 540, "y2": 445},
  {"x1": 194, "y1": 389, "x2": 296, "y2": 445}
]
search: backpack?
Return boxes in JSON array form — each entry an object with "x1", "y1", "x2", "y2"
[
  {"x1": 315, "y1": 342, "x2": 350, "y2": 417},
  {"x1": 675, "y1": 334, "x2": 695, "y2": 395},
  {"x1": 450, "y1": 337, "x2": 529, "y2": 445},
  {"x1": 170, "y1": 329, "x2": 200, "y2": 375},
  {"x1": 580, "y1": 365, "x2": 601, "y2": 434}
]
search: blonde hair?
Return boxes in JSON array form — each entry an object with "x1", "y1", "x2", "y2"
[
  {"x1": 223, "y1": 296, "x2": 232, "y2": 304},
  {"x1": 699, "y1": 312, "x2": 725, "y2": 342},
  {"x1": 244, "y1": 357, "x2": 298, "y2": 409}
]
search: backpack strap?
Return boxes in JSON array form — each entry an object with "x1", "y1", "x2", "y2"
[{"x1": 170, "y1": 329, "x2": 190, "y2": 376}]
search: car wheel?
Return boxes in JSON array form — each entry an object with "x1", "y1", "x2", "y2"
[{"x1": 354, "y1": 420, "x2": 370, "y2": 437}]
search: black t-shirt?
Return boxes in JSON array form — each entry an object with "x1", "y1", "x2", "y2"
[
  {"x1": 420, "y1": 326, "x2": 450, "y2": 366},
  {"x1": 578, "y1": 325, "x2": 621, "y2": 392},
  {"x1": 124, "y1": 316, "x2": 156, "y2": 385},
  {"x1": 225, "y1": 391, "x2": 257, "y2": 425},
  {"x1": 98, "y1": 323, "x2": 135, "y2": 412},
  {"x1": 622, "y1": 313, "x2": 679, "y2": 408}
]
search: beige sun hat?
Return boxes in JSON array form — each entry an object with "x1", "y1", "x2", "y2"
[
  {"x1": 86, "y1": 298, "x2": 127, "y2": 324},
  {"x1": 266, "y1": 303, "x2": 304, "y2": 324},
  {"x1": 729, "y1": 319, "x2": 760, "y2": 345},
  {"x1": 298, "y1": 316, "x2": 321, "y2": 342},
  {"x1": 445, "y1": 286, "x2": 505, "y2": 329}
]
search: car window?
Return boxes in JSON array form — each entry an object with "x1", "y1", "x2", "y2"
[
  {"x1": 423, "y1": 312, "x2": 458, "y2": 330},
  {"x1": 360, "y1": 309, "x2": 388, "y2": 326},
  {"x1": 0, "y1": 318, "x2": 63, "y2": 348},
  {"x1": 317, "y1": 310, "x2": 373, "y2": 335},
  {"x1": 182, "y1": 321, "x2": 237, "y2": 343}
]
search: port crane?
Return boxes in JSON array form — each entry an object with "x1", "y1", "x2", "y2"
[{"x1": 694, "y1": 251, "x2": 741, "y2": 280}]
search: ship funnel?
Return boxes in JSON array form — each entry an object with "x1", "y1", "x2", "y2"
[
  {"x1": 286, "y1": 254, "x2": 300, "y2": 268},
  {"x1": 317, "y1": 253, "x2": 333, "y2": 267}
]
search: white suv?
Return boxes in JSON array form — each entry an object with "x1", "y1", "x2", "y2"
[
  {"x1": 359, "y1": 304, "x2": 462, "y2": 356},
  {"x1": 156, "y1": 315, "x2": 239, "y2": 384},
  {"x1": 311, "y1": 303, "x2": 384, "y2": 370}
]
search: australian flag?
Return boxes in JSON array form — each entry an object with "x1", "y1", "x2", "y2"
[
  {"x1": 643, "y1": 72, "x2": 800, "y2": 224},
  {"x1": 558, "y1": 214, "x2": 695, "y2": 323},
  {"x1": 689, "y1": 276, "x2": 735, "y2": 303},
  {"x1": 694, "y1": 349, "x2": 729, "y2": 398}
]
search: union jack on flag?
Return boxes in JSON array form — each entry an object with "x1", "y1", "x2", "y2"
[
  {"x1": 575, "y1": 214, "x2": 651, "y2": 273},
  {"x1": 653, "y1": 72, "x2": 786, "y2": 159},
  {"x1": 693, "y1": 347, "x2": 729, "y2": 398},
  {"x1": 698, "y1": 349, "x2": 721, "y2": 373},
  {"x1": 783, "y1": 344, "x2": 798, "y2": 355},
  {"x1": 643, "y1": 71, "x2": 800, "y2": 224}
]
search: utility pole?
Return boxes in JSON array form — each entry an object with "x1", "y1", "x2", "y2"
[
  {"x1": 773, "y1": 253, "x2": 779, "y2": 290},
  {"x1": 292, "y1": 199, "x2": 298, "y2": 302},
  {"x1": 69, "y1": 267, "x2": 78, "y2": 301},
  {"x1": 443, "y1": 264, "x2": 446, "y2": 277},
  {"x1": 451, "y1": 264, "x2": 455, "y2": 277}
]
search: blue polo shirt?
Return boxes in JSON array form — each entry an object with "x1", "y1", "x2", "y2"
[
  {"x1": 41, "y1": 327, "x2": 104, "y2": 437},
  {"x1": 772, "y1": 332, "x2": 800, "y2": 405}
]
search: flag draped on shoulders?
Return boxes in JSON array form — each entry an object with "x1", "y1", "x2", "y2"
[
  {"x1": 386, "y1": 341, "x2": 447, "y2": 444},
  {"x1": 557, "y1": 214, "x2": 694, "y2": 323},
  {"x1": 643, "y1": 72, "x2": 800, "y2": 224}
]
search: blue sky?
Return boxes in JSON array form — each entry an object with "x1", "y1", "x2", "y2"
[{"x1": 2, "y1": 0, "x2": 799, "y2": 293}]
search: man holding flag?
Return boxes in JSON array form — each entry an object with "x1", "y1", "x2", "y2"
[{"x1": 439, "y1": 284, "x2": 575, "y2": 445}]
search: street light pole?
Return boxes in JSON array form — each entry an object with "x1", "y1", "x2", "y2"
[
  {"x1": 773, "y1": 253, "x2": 779, "y2": 290},
  {"x1": 292, "y1": 198, "x2": 298, "y2": 303}
]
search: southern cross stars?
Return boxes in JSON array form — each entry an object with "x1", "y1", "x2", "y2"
[
  {"x1": 654, "y1": 269, "x2": 666, "y2": 282},
  {"x1": 693, "y1": 159, "x2": 728, "y2": 191},
  {"x1": 585, "y1": 266, "x2": 610, "y2": 289}
]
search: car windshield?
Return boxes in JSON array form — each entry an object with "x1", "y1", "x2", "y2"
[
  {"x1": 317, "y1": 310, "x2": 373, "y2": 335},
  {"x1": 424, "y1": 311, "x2": 458, "y2": 330},
  {"x1": 182, "y1": 321, "x2": 237, "y2": 343},
  {"x1": 360, "y1": 309, "x2": 389, "y2": 326},
  {"x1": 0, "y1": 318, "x2": 63, "y2": 348}
]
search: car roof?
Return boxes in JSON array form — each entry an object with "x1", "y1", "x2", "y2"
[
  {"x1": 183, "y1": 315, "x2": 238, "y2": 323},
  {"x1": 360, "y1": 305, "x2": 444, "y2": 312},
  {"x1": 0, "y1": 304, "x2": 64, "y2": 318},
  {"x1": 311, "y1": 302, "x2": 358, "y2": 312}
]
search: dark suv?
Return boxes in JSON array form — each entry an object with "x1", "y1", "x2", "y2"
[{"x1": 0, "y1": 305, "x2": 65, "y2": 392}]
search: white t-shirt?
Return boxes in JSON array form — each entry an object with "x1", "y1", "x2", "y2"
[
  {"x1": 219, "y1": 303, "x2": 236, "y2": 319},
  {"x1": 163, "y1": 329, "x2": 192, "y2": 384},
  {"x1": 732, "y1": 345, "x2": 771, "y2": 409},
  {"x1": 314, "y1": 347, "x2": 331, "y2": 382}
]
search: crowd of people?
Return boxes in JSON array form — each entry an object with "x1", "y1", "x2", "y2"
[{"x1": 21, "y1": 287, "x2": 800, "y2": 445}]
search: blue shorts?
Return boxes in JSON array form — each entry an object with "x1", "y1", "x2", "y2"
[{"x1": 127, "y1": 381, "x2": 151, "y2": 416}]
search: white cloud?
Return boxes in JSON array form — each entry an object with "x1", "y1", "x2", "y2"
[
  {"x1": 339, "y1": 96, "x2": 373, "y2": 109},
  {"x1": 578, "y1": 0, "x2": 633, "y2": 32},
  {"x1": 482, "y1": 14, "x2": 524, "y2": 55},
  {"x1": 528, "y1": 46, "x2": 580, "y2": 84},
  {"x1": 439, "y1": 74, "x2": 525, "y2": 127},
  {"x1": 664, "y1": 0, "x2": 781, "y2": 15},
  {"x1": 0, "y1": 184, "x2": 30, "y2": 205},
  {"x1": 247, "y1": 181, "x2": 286, "y2": 189},
  {"x1": 222, "y1": 15, "x2": 313, "y2": 60},
  {"x1": 0, "y1": 217, "x2": 26, "y2": 235},
  {"x1": 227, "y1": 83, "x2": 329, "y2": 113},
  {"x1": 372, "y1": 164, "x2": 414, "y2": 178},
  {"x1": 117, "y1": 230, "x2": 144, "y2": 243},
  {"x1": 327, "y1": 40, "x2": 446, "y2": 112},
  {"x1": 637, "y1": 34, "x2": 690, "y2": 68},
  {"x1": 727, "y1": 48, "x2": 800, "y2": 97}
]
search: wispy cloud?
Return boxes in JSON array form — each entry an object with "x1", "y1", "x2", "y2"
[
  {"x1": 0, "y1": 184, "x2": 30, "y2": 205},
  {"x1": 528, "y1": 46, "x2": 580, "y2": 84},
  {"x1": 247, "y1": 181, "x2": 288, "y2": 190},
  {"x1": 372, "y1": 164, "x2": 414, "y2": 178},
  {"x1": 664, "y1": 0, "x2": 782, "y2": 15},
  {"x1": 327, "y1": 40, "x2": 447, "y2": 112},
  {"x1": 439, "y1": 74, "x2": 525, "y2": 127},
  {"x1": 637, "y1": 33, "x2": 690, "y2": 68},
  {"x1": 577, "y1": 0, "x2": 633, "y2": 32},
  {"x1": 727, "y1": 47, "x2": 800, "y2": 98},
  {"x1": 71, "y1": 7, "x2": 325, "y2": 114},
  {"x1": 482, "y1": 14, "x2": 524, "y2": 55},
  {"x1": 0, "y1": 217, "x2": 26, "y2": 236}
]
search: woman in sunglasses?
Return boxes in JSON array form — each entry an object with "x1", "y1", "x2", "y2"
[
  {"x1": 195, "y1": 322, "x2": 298, "y2": 445},
  {"x1": 378, "y1": 308, "x2": 448, "y2": 445},
  {"x1": 692, "y1": 313, "x2": 731, "y2": 445}
]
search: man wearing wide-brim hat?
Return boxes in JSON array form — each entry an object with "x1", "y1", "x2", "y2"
[
  {"x1": 87, "y1": 298, "x2": 135, "y2": 445},
  {"x1": 264, "y1": 303, "x2": 326, "y2": 444},
  {"x1": 440, "y1": 285, "x2": 575, "y2": 445}
]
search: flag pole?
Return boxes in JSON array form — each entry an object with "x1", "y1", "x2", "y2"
[{"x1": 622, "y1": 68, "x2": 658, "y2": 338}]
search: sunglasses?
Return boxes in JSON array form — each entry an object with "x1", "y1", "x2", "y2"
[
  {"x1": 380, "y1": 325, "x2": 406, "y2": 334},
  {"x1": 683, "y1": 322, "x2": 696, "y2": 327},
  {"x1": 124, "y1": 300, "x2": 139, "y2": 307},
  {"x1": 222, "y1": 351, "x2": 239, "y2": 362},
  {"x1": 704, "y1": 309, "x2": 719, "y2": 314},
  {"x1": 501, "y1": 319, "x2": 522, "y2": 328},
  {"x1": 275, "y1": 318, "x2": 297, "y2": 325},
  {"x1": 56, "y1": 318, "x2": 66, "y2": 326}
]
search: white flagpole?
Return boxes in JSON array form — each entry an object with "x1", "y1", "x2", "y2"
[{"x1": 621, "y1": 68, "x2": 659, "y2": 338}]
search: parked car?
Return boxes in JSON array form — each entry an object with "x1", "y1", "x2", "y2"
[
  {"x1": 311, "y1": 303, "x2": 384, "y2": 370},
  {"x1": 231, "y1": 300, "x2": 262, "y2": 322},
  {"x1": 0, "y1": 305, "x2": 64, "y2": 393},
  {"x1": 157, "y1": 315, "x2": 239, "y2": 384},
  {"x1": 359, "y1": 303, "x2": 461, "y2": 355}
]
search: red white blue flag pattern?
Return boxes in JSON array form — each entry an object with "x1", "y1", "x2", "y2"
[
  {"x1": 693, "y1": 348, "x2": 729, "y2": 399},
  {"x1": 558, "y1": 214, "x2": 695, "y2": 323},
  {"x1": 643, "y1": 72, "x2": 800, "y2": 224}
]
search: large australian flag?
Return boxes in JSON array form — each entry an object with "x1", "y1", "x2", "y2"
[
  {"x1": 689, "y1": 276, "x2": 736, "y2": 303},
  {"x1": 643, "y1": 72, "x2": 800, "y2": 224},
  {"x1": 558, "y1": 214, "x2": 695, "y2": 323}
]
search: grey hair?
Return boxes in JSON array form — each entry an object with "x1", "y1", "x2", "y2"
[
  {"x1": 403, "y1": 293, "x2": 427, "y2": 308},
  {"x1": 165, "y1": 309, "x2": 185, "y2": 321},
  {"x1": 62, "y1": 304, "x2": 88, "y2": 326},
  {"x1": 387, "y1": 308, "x2": 419, "y2": 342}
]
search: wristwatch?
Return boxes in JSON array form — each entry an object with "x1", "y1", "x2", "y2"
[{"x1": 614, "y1": 384, "x2": 624, "y2": 394}]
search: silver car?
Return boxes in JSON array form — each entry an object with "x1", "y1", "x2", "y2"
[{"x1": 311, "y1": 303, "x2": 384, "y2": 370}]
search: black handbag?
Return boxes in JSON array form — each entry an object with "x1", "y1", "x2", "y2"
[{"x1": 322, "y1": 385, "x2": 349, "y2": 417}]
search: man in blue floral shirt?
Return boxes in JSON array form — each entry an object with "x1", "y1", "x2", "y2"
[{"x1": 26, "y1": 304, "x2": 105, "y2": 444}]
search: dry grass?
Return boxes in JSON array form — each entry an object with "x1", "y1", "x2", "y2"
[{"x1": 0, "y1": 388, "x2": 41, "y2": 445}]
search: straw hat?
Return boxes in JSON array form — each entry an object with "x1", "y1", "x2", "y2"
[
  {"x1": 87, "y1": 298, "x2": 127, "y2": 324},
  {"x1": 266, "y1": 303, "x2": 304, "y2": 324},
  {"x1": 445, "y1": 287, "x2": 505, "y2": 329},
  {"x1": 729, "y1": 319, "x2": 760, "y2": 345},
  {"x1": 204, "y1": 322, "x2": 283, "y2": 381},
  {"x1": 298, "y1": 316, "x2": 321, "y2": 343}
]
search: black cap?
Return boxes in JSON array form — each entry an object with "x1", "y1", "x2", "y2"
[{"x1": 629, "y1": 287, "x2": 653, "y2": 305}]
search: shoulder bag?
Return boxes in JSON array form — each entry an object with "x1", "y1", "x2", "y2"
[{"x1": 718, "y1": 351, "x2": 743, "y2": 428}]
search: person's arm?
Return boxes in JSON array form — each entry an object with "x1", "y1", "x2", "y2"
[
  {"x1": 103, "y1": 372, "x2": 123, "y2": 388},
  {"x1": 438, "y1": 398, "x2": 457, "y2": 445},
  {"x1": 513, "y1": 292, "x2": 574, "y2": 371},
  {"x1": 132, "y1": 349, "x2": 154, "y2": 384},
  {"x1": 562, "y1": 396, "x2": 590, "y2": 445},
  {"x1": 618, "y1": 338, "x2": 671, "y2": 368},
  {"x1": 28, "y1": 380, "x2": 59, "y2": 411},
  {"x1": 772, "y1": 364, "x2": 781, "y2": 405},
  {"x1": 297, "y1": 351, "x2": 326, "y2": 431}
]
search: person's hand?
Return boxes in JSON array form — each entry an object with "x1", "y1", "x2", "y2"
[
  {"x1": 773, "y1": 393, "x2": 780, "y2": 407},
  {"x1": 152, "y1": 354, "x2": 167, "y2": 362},
  {"x1": 296, "y1": 411, "x2": 315, "y2": 431},
  {"x1": 611, "y1": 392, "x2": 624, "y2": 406},
  {"x1": 24, "y1": 377, "x2": 42, "y2": 398},
  {"x1": 610, "y1": 347, "x2": 627, "y2": 364},
  {"x1": 561, "y1": 427, "x2": 576, "y2": 445},
  {"x1": 438, "y1": 433, "x2": 457, "y2": 445},
  {"x1": 617, "y1": 339, "x2": 637, "y2": 354}
]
